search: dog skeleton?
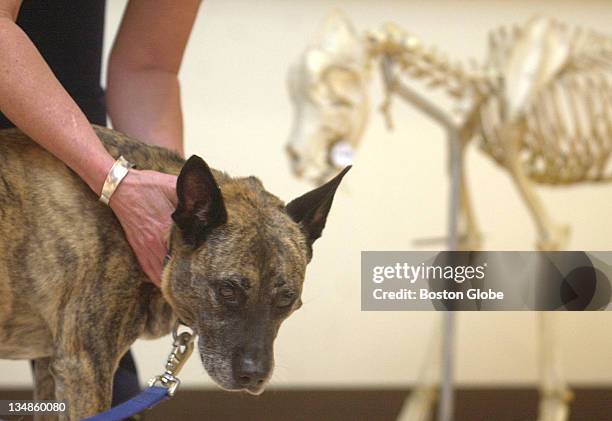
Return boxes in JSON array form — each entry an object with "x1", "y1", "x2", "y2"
[{"x1": 286, "y1": 12, "x2": 612, "y2": 421}]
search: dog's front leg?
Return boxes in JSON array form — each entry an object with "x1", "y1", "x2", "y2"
[
  {"x1": 50, "y1": 354, "x2": 114, "y2": 421},
  {"x1": 32, "y1": 358, "x2": 58, "y2": 421}
]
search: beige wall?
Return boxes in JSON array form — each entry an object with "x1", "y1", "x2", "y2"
[{"x1": 2, "y1": 0, "x2": 612, "y2": 389}]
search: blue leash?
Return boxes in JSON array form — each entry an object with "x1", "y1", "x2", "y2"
[
  {"x1": 82, "y1": 324, "x2": 195, "y2": 421},
  {"x1": 82, "y1": 386, "x2": 169, "y2": 421}
]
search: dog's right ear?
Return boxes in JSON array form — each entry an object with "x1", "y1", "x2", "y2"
[{"x1": 172, "y1": 155, "x2": 227, "y2": 248}]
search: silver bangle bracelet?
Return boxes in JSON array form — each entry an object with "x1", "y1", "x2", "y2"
[{"x1": 99, "y1": 155, "x2": 133, "y2": 205}]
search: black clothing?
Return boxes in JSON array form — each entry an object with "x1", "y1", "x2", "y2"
[{"x1": 0, "y1": 0, "x2": 107, "y2": 128}]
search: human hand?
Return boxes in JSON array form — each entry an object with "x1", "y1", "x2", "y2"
[{"x1": 109, "y1": 169, "x2": 177, "y2": 287}]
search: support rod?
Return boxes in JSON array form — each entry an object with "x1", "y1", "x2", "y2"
[{"x1": 381, "y1": 57, "x2": 462, "y2": 421}]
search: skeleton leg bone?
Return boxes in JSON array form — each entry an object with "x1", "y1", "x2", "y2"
[
  {"x1": 509, "y1": 174, "x2": 571, "y2": 421},
  {"x1": 508, "y1": 162, "x2": 569, "y2": 251},
  {"x1": 396, "y1": 318, "x2": 443, "y2": 421},
  {"x1": 537, "y1": 312, "x2": 573, "y2": 421},
  {"x1": 506, "y1": 149, "x2": 569, "y2": 251},
  {"x1": 459, "y1": 183, "x2": 482, "y2": 251},
  {"x1": 503, "y1": 123, "x2": 571, "y2": 421},
  {"x1": 457, "y1": 141, "x2": 482, "y2": 251}
]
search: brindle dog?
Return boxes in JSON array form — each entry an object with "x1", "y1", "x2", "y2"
[{"x1": 0, "y1": 126, "x2": 349, "y2": 420}]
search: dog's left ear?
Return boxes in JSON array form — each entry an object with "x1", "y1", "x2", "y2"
[
  {"x1": 286, "y1": 166, "x2": 351, "y2": 248},
  {"x1": 172, "y1": 155, "x2": 227, "y2": 248}
]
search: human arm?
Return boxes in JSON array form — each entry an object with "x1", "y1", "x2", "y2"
[
  {"x1": 0, "y1": 0, "x2": 179, "y2": 286},
  {"x1": 0, "y1": 0, "x2": 114, "y2": 194},
  {"x1": 107, "y1": 0, "x2": 202, "y2": 156}
]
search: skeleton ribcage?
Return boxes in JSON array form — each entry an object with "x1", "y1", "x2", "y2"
[
  {"x1": 477, "y1": 22, "x2": 612, "y2": 185},
  {"x1": 479, "y1": 72, "x2": 612, "y2": 184}
]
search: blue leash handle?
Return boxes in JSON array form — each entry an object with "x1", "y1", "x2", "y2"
[{"x1": 81, "y1": 386, "x2": 169, "y2": 421}]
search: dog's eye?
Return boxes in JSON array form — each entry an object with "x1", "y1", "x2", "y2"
[
  {"x1": 218, "y1": 284, "x2": 237, "y2": 301},
  {"x1": 277, "y1": 291, "x2": 296, "y2": 308}
]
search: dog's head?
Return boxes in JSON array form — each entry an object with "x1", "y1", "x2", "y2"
[{"x1": 162, "y1": 156, "x2": 349, "y2": 395}]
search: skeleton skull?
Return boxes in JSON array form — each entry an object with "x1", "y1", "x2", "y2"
[{"x1": 286, "y1": 12, "x2": 369, "y2": 183}]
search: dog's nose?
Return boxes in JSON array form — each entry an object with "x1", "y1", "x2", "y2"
[{"x1": 234, "y1": 356, "x2": 267, "y2": 388}]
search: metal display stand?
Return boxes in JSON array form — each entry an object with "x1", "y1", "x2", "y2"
[
  {"x1": 381, "y1": 57, "x2": 462, "y2": 421},
  {"x1": 438, "y1": 130, "x2": 462, "y2": 421}
]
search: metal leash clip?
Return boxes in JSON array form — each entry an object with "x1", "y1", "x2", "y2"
[{"x1": 148, "y1": 323, "x2": 195, "y2": 396}]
